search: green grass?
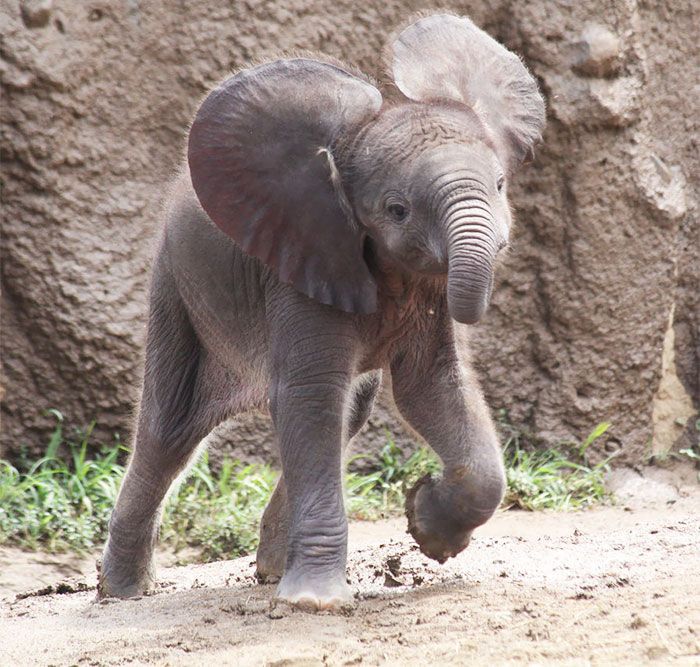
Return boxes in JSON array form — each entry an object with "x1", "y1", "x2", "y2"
[
  {"x1": 0, "y1": 410, "x2": 612, "y2": 561},
  {"x1": 0, "y1": 410, "x2": 126, "y2": 553},
  {"x1": 498, "y1": 415, "x2": 612, "y2": 510},
  {"x1": 344, "y1": 444, "x2": 441, "y2": 520},
  {"x1": 161, "y1": 457, "x2": 277, "y2": 561}
]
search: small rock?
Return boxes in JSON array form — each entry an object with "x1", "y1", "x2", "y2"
[
  {"x1": 383, "y1": 572, "x2": 403, "y2": 588},
  {"x1": 267, "y1": 605, "x2": 287, "y2": 620},
  {"x1": 633, "y1": 153, "x2": 688, "y2": 223},
  {"x1": 385, "y1": 555, "x2": 402, "y2": 577},
  {"x1": 630, "y1": 613, "x2": 647, "y2": 630},
  {"x1": 20, "y1": 0, "x2": 53, "y2": 29},
  {"x1": 574, "y1": 23, "x2": 621, "y2": 77},
  {"x1": 589, "y1": 76, "x2": 642, "y2": 127}
]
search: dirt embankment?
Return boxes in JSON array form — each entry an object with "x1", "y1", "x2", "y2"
[
  {"x1": 1, "y1": 466, "x2": 698, "y2": 665},
  {"x1": 2, "y1": 0, "x2": 698, "y2": 463}
]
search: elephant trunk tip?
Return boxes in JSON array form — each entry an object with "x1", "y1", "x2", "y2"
[{"x1": 446, "y1": 274, "x2": 492, "y2": 324}]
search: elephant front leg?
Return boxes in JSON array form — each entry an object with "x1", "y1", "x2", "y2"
[
  {"x1": 270, "y1": 377, "x2": 353, "y2": 610},
  {"x1": 267, "y1": 316, "x2": 360, "y2": 611},
  {"x1": 256, "y1": 371, "x2": 381, "y2": 584},
  {"x1": 391, "y1": 339, "x2": 506, "y2": 563}
]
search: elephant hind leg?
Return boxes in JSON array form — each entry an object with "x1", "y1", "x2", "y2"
[
  {"x1": 256, "y1": 479, "x2": 288, "y2": 583},
  {"x1": 347, "y1": 370, "x2": 381, "y2": 441},
  {"x1": 99, "y1": 274, "x2": 233, "y2": 599}
]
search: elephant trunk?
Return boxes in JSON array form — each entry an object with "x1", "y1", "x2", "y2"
[{"x1": 444, "y1": 201, "x2": 499, "y2": 325}]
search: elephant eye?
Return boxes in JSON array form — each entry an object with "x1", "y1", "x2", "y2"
[
  {"x1": 387, "y1": 202, "x2": 408, "y2": 221},
  {"x1": 497, "y1": 175, "x2": 505, "y2": 192}
]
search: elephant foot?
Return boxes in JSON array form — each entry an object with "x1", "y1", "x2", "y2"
[
  {"x1": 275, "y1": 569, "x2": 354, "y2": 613},
  {"x1": 255, "y1": 519, "x2": 288, "y2": 584},
  {"x1": 405, "y1": 474, "x2": 474, "y2": 564},
  {"x1": 96, "y1": 548, "x2": 156, "y2": 599},
  {"x1": 256, "y1": 480, "x2": 288, "y2": 584},
  {"x1": 255, "y1": 545, "x2": 285, "y2": 584}
]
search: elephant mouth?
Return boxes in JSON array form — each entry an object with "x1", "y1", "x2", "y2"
[
  {"x1": 362, "y1": 235, "x2": 448, "y2": 278},
  {"x1": 410, "y1": 252, "x2": 448, "y2": 276}
]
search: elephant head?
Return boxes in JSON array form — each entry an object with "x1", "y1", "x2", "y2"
[{"x1": 187, "y1": 13, "x2": 545, "y2": 324}]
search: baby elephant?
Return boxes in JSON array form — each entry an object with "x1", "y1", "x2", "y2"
[{"x1": 99, "y1": 13, "x2": 545, "y2": 610}]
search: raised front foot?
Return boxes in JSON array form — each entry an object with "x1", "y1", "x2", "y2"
[
  {"x1": 405, "y1": 471, "x2": 503, "y2": 564},
  {"x1": 275, "y1": 568, "x2": 353, "y2": 612}
]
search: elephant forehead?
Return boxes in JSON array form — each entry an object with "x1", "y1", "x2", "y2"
[
  {"x1": 410, "y1": 141, "x2": 499, "y2": 178},
  {"x1": 386, "y1": 104, "x2": 483, "y2": 140},
  {"x1": 360, "y1": 103, "x2": 492, "y2": 167}
]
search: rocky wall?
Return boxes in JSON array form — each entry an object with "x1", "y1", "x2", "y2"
[{"x1": 1, "y1": 0, "x2": 697, "y2": 464}]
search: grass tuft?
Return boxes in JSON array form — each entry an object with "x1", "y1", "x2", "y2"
[
  {"x1": 344, "y1": 440, "x2": 441, "y2": 520},
  {"x1": 0, "y1": 411, "x2": 127, "y2": 552},
  {"x1": 498, "y1": 411, "x2": 613, "y2": 510},
  {"x1": 1, "y1": 411, "x2": 613, "y2": 560},
  {"x1": 162, "y1": 455, "x2": 277, "y2": 562}
]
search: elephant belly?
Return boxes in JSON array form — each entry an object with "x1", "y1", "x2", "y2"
[{"x1": 164, "y1": 182, "x2": 271, "y2": 406}]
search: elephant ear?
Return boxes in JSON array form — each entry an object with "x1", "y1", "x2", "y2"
[
  {"x1": 188, "y1": 58, "x2": 382, "y2": 314},
  {"x1": 386, "y1": 13, "x2": 545, "y2": 172}
]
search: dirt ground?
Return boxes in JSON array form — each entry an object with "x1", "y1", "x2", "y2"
[{"x1": 1, "y1": 464, "x2": 699, "y2": 666}]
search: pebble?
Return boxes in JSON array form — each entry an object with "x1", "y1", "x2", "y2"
[
  {"x1": 20, "y1": 0, "x2": 53, "y2": 29},
  {"x1": 574, "y1": 23, "x2": 621, "y2": 77}
]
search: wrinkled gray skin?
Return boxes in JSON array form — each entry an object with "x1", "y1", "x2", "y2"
[{"x1": 99, "y1": 13, "x2": 545, "y2": 610}]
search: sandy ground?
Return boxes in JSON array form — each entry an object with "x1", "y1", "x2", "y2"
[{"x1": 1, "y1": 464, "x2": 699, "y2": 666}]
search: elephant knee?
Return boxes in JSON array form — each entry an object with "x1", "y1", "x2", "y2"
[
  {"x1": 458, "y1": 466, "x2": 505, "y2": 526},
  {"x1": 456, "y1": 437, "x2": 506, "y2": 525},
  {"x1": 439, "y1": 458, "x2": 504, "y2": 530},
  {"x1": 347, "y1": 371, "x2": 381, "y2": 439}
]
